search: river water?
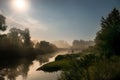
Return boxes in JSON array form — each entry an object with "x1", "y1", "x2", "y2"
[{"x1": 0, "y1": 51, "x2": 68, "y2": 80}]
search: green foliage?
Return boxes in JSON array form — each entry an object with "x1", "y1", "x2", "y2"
[
  {"x1": 39, "y1": 51, "x2": 120, "y2": 80},
  {"x1": 37, "y1": 53, "x2": 83, "y2": 72},
  {"x1": 89, "y1": 57, "x2": 120, "y2": 80},
  {"x1": 37, "y1": 60, "x2": 70, "y2": 72},
  {"x1": 95, "y1": 8, "x2": 120, "y2": 57},
  {"x1": 57, "y1": 54, "x2": 120, "y2": 80},
  {"x1": 55, "y1": 54, "x2": 80, "y2": 61},
  {"x1": 58, "y1": 60, "x2": 84, "y2": 80}
]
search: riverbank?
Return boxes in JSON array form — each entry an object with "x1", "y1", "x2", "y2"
[{"x1": 38, "y1": 52, "x2": 120, "y2": 80}]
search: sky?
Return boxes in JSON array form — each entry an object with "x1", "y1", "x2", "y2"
[{"x1": 0, "y1": 0, "x2": 120, "y2": 44}]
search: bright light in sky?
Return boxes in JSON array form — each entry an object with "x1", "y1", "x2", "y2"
[
  {"x1": 15, "y1": 0, "x2": 26, "y2": 9},
  {"x1": 11, "y1": 0, "x2": 29, "y2": 12}
]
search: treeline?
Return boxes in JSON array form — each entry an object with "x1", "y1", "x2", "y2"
[
  {"x1": 0, "y1": 14, "x2": 58, "y2": 60},
  {"x1": 72, "y1": 40, "x2": 95, "y2": 50},
  {"x1": 52, "y1": 40, "x2": 71, "y2": 49},
  {"x1": 35, "y1": 41, "x2": 58, "y2": 54}
]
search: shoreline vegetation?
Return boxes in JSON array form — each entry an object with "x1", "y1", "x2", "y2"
[{"x1": 37, "y1": 8, "x2": 120, "y2": 80}]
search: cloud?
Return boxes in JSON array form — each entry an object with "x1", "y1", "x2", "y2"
[
  {"x1": 0, "y1": 10, "x2": 2, "y2": 14},
  {"x1": 0, "y1": 9, "x2": 4, "y2": 15},
  {"x1": 6, "y1": 15, "x2": 48, "y2": 31},
  {"x1": 6, "y1": 16, "x2": 25, "y2": 29},
  {"x1": 26, "y1": 18, "x2": 48, "y2": 31}
]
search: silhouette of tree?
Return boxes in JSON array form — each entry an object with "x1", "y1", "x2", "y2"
[
  {"x1": 8, "y1": 28, "x2": 32, "y2": 47},
  {"x1": 8, "y1": 28, "x2": 23, "y2": 48},
  {"x1": 95, "y1": 8, "x2": 120, "y2": 57},
  {"x1": 35, "y1": 41, "x2": 57, "y2": 53},
  {"x1": 0, "y1": 14, "x2": 7, "y2": 31},
  {"x1": 23, "y1": 28, "x2": 31, "y2": 46}
]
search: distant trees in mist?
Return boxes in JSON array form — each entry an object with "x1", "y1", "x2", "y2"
[
  {"x1": 72, "y1": 40, "x2": 95, "y2": 50},
  {"x1": 52, "y1": 40, "x2": 95, "y2": 51},
  {"x1": 52, "y1": 40, "x2": 71, "y2": 48}
]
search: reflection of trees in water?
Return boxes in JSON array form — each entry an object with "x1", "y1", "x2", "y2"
[
  {"x1": 36, "y1": 53, "x2": 56, "y2": 65},
  {"x1": 0, "y1": 52, "x2": 56, "y2": 80},
  {"x1": 0, "y1": 74, "x2": 5, "y2": 80},
  {"x1": 0, "y1": 58, "x2": 34, "y2": 80},
  {"x1": 37, "y1": 55, "x2": 49, "y2": 64}
]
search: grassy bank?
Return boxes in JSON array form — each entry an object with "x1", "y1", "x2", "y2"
[{"x1": 38, "y1": 52, "x2": 120, "y2": 80}]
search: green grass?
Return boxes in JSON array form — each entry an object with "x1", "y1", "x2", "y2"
[{"x1": 37, "y1": 59, "x2": 71, "y2": 72}]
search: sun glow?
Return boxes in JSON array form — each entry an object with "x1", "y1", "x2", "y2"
[
  {"x1": 15, "y1": 0, "x2": 26, "y2": 9},
  {"x1": 11, "y1": 0, "x2": 29, "y2": 12}
]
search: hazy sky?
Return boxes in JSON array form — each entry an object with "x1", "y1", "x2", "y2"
[{"x1": 0, "y1": 0, "x2": 120, "y2": 43}]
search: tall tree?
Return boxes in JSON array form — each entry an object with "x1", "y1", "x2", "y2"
[
  {"x1": 0, "y1": 14, "x2": 7, "y2": 31},
  {"x1": 95, "y1": 8, "x2": 120, "y2": 57}
]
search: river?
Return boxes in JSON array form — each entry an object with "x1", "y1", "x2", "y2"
[{"x1": 0, "y1": 51, "x2": 68, "y2": 80}]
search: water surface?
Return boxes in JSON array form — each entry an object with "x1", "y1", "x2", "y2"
[{"x1": 0, "y1": 51, "x2": 68, "y2": 80}]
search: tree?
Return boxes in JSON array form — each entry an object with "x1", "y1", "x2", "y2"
[
  {"x1": 8, "y1": 28, "x2": 22, "y2": 47},
  {"x1": 0, "y1": 14, "x2": 7, "y2": 31},
  {"x1": 22, "y1": 28, "x2": 31, "y2": 46},
  {"x1": 95, "y1": 8, "x2": 120, "y2": 57},
  {"x1": 8, "y1": 28, "x2": 32, "y2": 47},
  {"x1": 35, "y1": 41, "x2": 57, "y2": 53}
]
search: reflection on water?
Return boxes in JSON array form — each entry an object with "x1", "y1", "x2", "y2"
[
  {"x1": 0, "y1": 58, "x2": 34, "y2": 80},
  {"x1": 0, "y1": 51, "x2": 67, "y2": 80},
  {"x1": 26, "y1": 61, "x2": 61, "y2": 80}
]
